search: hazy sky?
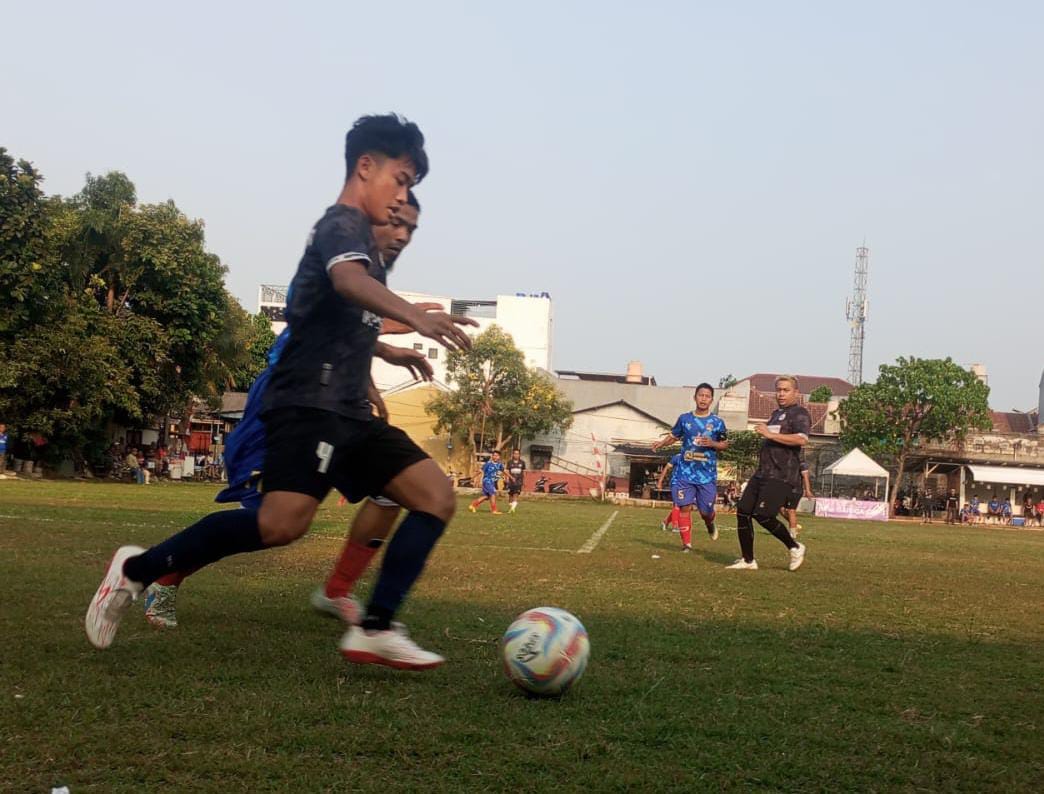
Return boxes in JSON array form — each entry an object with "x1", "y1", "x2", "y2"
[{"x1": 5, "y1": 1, "x2": 1041, "y2": 410}]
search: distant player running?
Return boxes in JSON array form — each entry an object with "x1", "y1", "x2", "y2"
[
  {"x1": 652, "y1": 383, "x2": 728, "y2": 552},
  {"x1": 468, "y1": 451, "x2": 504, "y2": 514},
  {"x1": 87, "y1": 114, "x2": 478, "y2": 670},
  {"x1": 727, "y1": 375, "x2": 808, "y2": 571},
  {"x1": 656, "y1": 453, "x2": 684, "y2": 533},
  {"x1": 505, "y1": 449, "x2": 527, "y2": 513}
]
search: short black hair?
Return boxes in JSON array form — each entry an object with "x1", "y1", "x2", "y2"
[
  {"x1": 407, "y1": 190, "x2": 421, "y2": 211},
  {"x1": 694, "y1": 382, "x2": 714, "y2": 397},
  {"x1": 344, "y1": 114, "x2": 429, "y2": 184}
]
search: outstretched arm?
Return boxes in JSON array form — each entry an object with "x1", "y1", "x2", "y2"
[{"x1": 330, "y1": 263, "x2": 476, "y2": 350}]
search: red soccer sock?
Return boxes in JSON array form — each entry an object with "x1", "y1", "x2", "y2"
[
  {"x1": 490, "y1": 497, "x2": 498, "y2": 513},
  {"x1": 666, "y1": 506, "x2": 680, "y2": 527},
  {"x1": 678, "y1": 512, "x2": 693, "y2": 546},
  {"x1": 155, "y1": 567, "x2": 199, "y2": 587},
  {"x1": 325, "y1": 540, "x2": 379, "y2": 599}
]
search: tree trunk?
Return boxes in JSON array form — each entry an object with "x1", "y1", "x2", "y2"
[{"x1": 890, "y1": 449, "x2": 908, "y2": 518}]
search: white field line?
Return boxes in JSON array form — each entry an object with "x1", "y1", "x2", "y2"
[
  {"x1": 577, "y1": 510, "x2": 619, "y2": 554},
  {"x1": 0, "y1": 514, "x2": 586, "y2": 552}
]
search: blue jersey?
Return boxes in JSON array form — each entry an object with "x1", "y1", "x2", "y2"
[
  {"x1": 670, "y1": 412, "x2": 727, "y2": 485},
  {"x1": 214, "y1": 328, "x2": 292, "y2": 509},
  {"x1": 668, "y1": 453, "x2": 683, "y2": 487},
  {"x1": 482, "y1": 460, "x2": 504, "y2": 487}
]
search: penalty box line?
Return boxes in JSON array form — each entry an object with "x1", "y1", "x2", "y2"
[{"x1": 577, "y1": 510, "x2": 619, "y2": 554}]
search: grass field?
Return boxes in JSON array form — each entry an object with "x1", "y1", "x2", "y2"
[{"x1": 2, "y1": 480, "x2": 1042, "y2": 792}]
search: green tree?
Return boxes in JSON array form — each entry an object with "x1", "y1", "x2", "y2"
[
  {"x1": 230, "y1": 312, "x2": 278, "y2": 392},
  {"x1": 719, "y1": 429, "x2": 761, "y2": 481},
  {"x1": 809, "y1": 385, "x2": 832, "y2": 403},
  {"x1": 427, "y1": 326, "x2": 572, "y2": 464},
  {"x1": 837, "y1": 356, "x2": 991, "y2": 513},
  {"x1": 0, "y1": 151, "x2": 261, "y2": 464},
  {"x1": 718, "y1": 373, "x2": 737, "y2": 390}
]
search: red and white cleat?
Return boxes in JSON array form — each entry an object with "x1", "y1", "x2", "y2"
[
  {"x1": 310, "y1": 588, "x2": 362, "y2": 625},
  {"x1": 339, "y1": 624, "x2": 444, "y2": 670},
  {"x1": 85, "y1": 545, "x2": 145, "y2": 649}
]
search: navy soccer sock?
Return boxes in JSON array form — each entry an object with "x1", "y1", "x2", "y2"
[
  {"x1": 363, "y1": 511, "x2": 446, "y2": 631},
  {"x1": 122, "y1": 508, "x2": 265, "y2": 588}
]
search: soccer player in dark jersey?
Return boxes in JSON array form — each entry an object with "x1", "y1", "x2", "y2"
[
  {"x1": 468, "y1": 452, "x2": 505, "y2": 514},
  {"x1": 652, "y1": 384, "x2": 728, "y2": 551},
  {"x1": 87, "y1": 114, "x2": 477, "y2": 669},
  {"x1": 727, "y1": 375, "x2": 808, "y2": 571},
  {"x1": 505, "y1": 449, "x2": 527, "y2": 513},
  {"x1": 142, "y1": 193, "x2": 430, "y2": 630}
]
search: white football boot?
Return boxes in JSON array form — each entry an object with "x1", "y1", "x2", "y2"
[
  {"x1": 789, "y1": 542, "x2": 807, "y2": 571},
  {"x1": 85, "y1": 545, "x2": 145, "y2": 649},
  {"x1": 339, "y1": 624, "x2": 444, "y2": 670},
  {"x1": 725, "y1": 558, "x2": 759, "y2": 570}
]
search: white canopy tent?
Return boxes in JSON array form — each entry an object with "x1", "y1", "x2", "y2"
[
  {"x1": 966, "y1": 465, "x2": 1044, "y2": 488},
  {"x1": 824, "y1": 448, "x2": 890, "y2": 499}
]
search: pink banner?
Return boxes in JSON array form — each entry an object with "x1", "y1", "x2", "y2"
[{"x1": 814, "y1": 498, "x2": 889, "y2": 522}]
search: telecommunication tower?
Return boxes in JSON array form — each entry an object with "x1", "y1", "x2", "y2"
[{"x1": 845, "y1": 245, "x2": 869, "y2": 386}]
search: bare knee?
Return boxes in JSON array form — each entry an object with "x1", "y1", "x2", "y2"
[
  {"x1": 423, "y1": 477, "x2": 456, "y2": 522},
  {"x1": 258, "y1": 495, "x2": 318, "y2": 546}
]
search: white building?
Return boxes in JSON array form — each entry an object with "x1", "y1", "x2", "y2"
[
  {"x1": 258, "y1": 284, "x2": 289, "y2": 334},
  {"x1": 257, "y1": 286, "x2": 553, "y2": 391}
]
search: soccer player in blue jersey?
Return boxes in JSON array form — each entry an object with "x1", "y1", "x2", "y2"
[
  {"x1": 656, "y1": 452, "x2": 684, "y2": 532},
  {"x1": 468, "y1": 451, "x2": 505, "y2": 515},
  {"x1": 88, "y1": 114, "x2": 478, "y2": 670},
  {"x1": 652, "y1": 383, "x2": 729, "y2": 551}
]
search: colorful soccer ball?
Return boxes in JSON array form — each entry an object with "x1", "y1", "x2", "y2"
[{"x1": 501, "y1": 607, "x2": 589, "y2": 696}]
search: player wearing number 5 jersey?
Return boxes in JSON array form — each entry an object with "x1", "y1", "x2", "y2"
[{"x1": 653, "y1": 383, "x2": 728, "y2": 551}]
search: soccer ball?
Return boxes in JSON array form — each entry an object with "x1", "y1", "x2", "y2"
[{"x1": 501, "y1": 607, "x2": 589, "y2": 696}]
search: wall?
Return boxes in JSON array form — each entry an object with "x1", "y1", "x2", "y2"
[{"x1": 528, "y1": 403, "x2": 668, "y2": 475}]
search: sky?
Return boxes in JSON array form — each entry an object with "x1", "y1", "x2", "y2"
[{"x1": 4, "y1": 1, "x2": 1042, "y2": 411}]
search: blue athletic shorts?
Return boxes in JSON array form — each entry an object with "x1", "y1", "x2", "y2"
[
  {"x1": 483, "y1": 481, "x2": 497, "y2": 497},
  {"x1": 673, "y1": 481, "x2": 717, "y2": 515}
]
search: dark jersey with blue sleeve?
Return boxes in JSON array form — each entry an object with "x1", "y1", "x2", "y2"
[
  {"x1": 670, "y1": 412, "x2": 728, "y2": 485},
  {"x1": 263, "y1": 205, "x2": 383, "y2": 420}
]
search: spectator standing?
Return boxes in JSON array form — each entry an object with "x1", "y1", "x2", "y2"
[
  {"x1": 0, "y1": 423, "x2": 8, "y2": 476},
  {"x1": 944, "y1": 489, "x2": 959, "y2": 524},
  {"x1": 919, "y1": 490, "x2": 932, "y2": 523}
]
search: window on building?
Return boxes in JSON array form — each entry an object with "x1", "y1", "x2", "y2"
[
  {"x1": 413, "y1": 343, "x2": 423, "y2": 351},
  {"x1": 530, "y1": 445, "x2": 553, "y2": 470},
  {"x1": 450, "y1": 299, "x2": 497, "y2": 319},
  {"x1": 428, "y1": 348, "x2": 438, "y2": 359}
]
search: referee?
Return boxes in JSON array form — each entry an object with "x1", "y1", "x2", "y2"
[{"x1": 727, "y1": 375, "x2": 808, "y2": 571}]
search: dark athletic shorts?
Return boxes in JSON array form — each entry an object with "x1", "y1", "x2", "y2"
[
  {"x1": 783, "y1": 488, "x2": 803, "y2": 510},
  {"x1": 261, "y1": 407, "x2": 429, "y2": 503}
]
